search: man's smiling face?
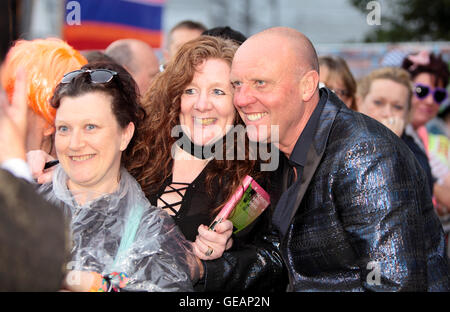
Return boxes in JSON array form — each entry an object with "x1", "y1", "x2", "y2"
[{"x1": 230, "y1": 34, "x2": 306, "y2": 147}]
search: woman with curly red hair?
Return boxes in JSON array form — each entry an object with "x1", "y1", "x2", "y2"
[
  {"x1": 138, "y1": 36, "x2": 257, "y2": 232},
  {"x1": 138, "y1": 35, "x2": 286, "y2": 291}
]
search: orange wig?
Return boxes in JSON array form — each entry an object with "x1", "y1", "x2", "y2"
[{"x1": 1, "y1": 38, "x2": 87, "y2": 125}]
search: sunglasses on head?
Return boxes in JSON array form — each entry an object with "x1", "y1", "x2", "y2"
[
  {"x1": 414, "y1": 83, "x2": 448, "y2": 105},
  {"x1": 61, "y1": 69, "x2": 118, "y2": 84}
]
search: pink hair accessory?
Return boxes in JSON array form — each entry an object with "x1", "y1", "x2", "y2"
[{"x1": 407, "y1": 50, "x2": 430, "y2": 71}]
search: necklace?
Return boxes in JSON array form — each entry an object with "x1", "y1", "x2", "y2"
[{"x1": 174, "y1": 131, "x2": 223, "y2": 160}]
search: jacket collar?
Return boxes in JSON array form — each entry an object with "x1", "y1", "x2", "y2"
[{"x1": 288, "y1": 90, "x2": 325, "y2": 168}]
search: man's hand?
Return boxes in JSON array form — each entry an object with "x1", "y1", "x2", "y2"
[{"x1": 0, "y1": 69, "x2": 28, "y2": 163}]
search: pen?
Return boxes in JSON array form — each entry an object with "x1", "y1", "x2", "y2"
[{"x1": 44, "y1": 160, "x2": 59, "y2": 170}]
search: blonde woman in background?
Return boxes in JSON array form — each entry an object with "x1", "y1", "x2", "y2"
[{"x1": 356, "y1": 67, "x2": 412, "y2": 137}]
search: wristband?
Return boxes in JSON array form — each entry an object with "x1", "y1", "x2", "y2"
[
  {"x1": 89, "y1": 272, "x2": 108, "y2": 292},
  {"x1": 107, "y1": 272, "x2": 130, "y2": 291},
  {"x1": 90, "y1": 272, "x2": 130, "y2": 292}
]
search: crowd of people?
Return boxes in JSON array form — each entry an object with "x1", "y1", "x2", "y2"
[{"x1": 0, "y1": 19, "x2": 449, "y2": 292}]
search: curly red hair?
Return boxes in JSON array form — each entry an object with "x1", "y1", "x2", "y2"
[{"x1": 138, "y1": 36, "x2": 260, "y2": 216}]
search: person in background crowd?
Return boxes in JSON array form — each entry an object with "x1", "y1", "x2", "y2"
[
  {"x1": 319, "y1": 55, "x2": 357, "y2": 110},
  {"x1": 82, "y1": 50, "x2": 116, "y2": 64},
  {"x1": 105, "y1": 39, "x2": 160, "y2": 96},
  {"x1": 162, "y1": 20, "x2": 206, "y2": 68},
  {"x1": 357, "y1": 67, "x2": 412, "y2": 137},
  {"x1": 230, "y1": 26, "x2": 448, "y2": 291},
  {"x1": 356, "y1": 67, "x2": 434, "y2": 195},
  {"x1": 1, "y1": 38, "x2": 87, "y2": 157},
  {"x1": 0, "y1": 56, "x2": 68, "y2": 291},
  {"x1": 432, "y1": 100, "x2": 450, "y2": 137},
  {"x1": 202, "y1": 26, "x2": 247, "y2": 45},
  {"x1": 401, "y1": 51, "x2": 450, "y2": 216}
]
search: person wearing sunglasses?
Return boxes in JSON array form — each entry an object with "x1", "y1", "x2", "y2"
[
  {"x1": 27, "y1": 37, "x2": 285, "y2": 292},
  {"x1": 401, "y1": 51, "x2": 450, "y2": 216},
  {"x1": 403, "y1": 51, "x2": 449, "y2": 129},
  {"x1": 37, "y1": 61, "x2": 202, "y2": 292},
  {"x1": 319, "y1": 55, "x2": 357, "y2": 111}
]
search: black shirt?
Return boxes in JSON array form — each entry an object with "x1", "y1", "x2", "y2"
[{"x1": 272, "y1": 89, "x2": 327, "y2": 236}]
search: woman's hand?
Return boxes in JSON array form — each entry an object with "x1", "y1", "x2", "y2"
[
  {"x1": 26, "y1": 149, "x2": 55, "y2": 184},
  {"x1": 192, "y1": 220, "x2": 233, "y2": 261},
  {"x1": 62, "y1": 270, "x2": 99, "y2": 292}
]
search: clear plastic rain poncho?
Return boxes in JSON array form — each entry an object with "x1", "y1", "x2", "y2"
[{"x1": 38, "y1": 165, "x2": 198, "y2": 292}]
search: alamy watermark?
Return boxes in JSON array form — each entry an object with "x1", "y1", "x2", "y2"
[
  {"x1": 366, "y1": 261, "x2": 381, "y2": 286},
  {"x1": 366, "y1": 1, "x2": 381, "y2": 26},
  {"x1": 65, "y1": 260, "x2": 81, "y2": 286},
  {"x1": 66, "y1": 1, "x2": 81, "y2": 25}
]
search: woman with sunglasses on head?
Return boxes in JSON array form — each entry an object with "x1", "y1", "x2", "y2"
[
  {"x1": 401, "y1": 51, "x2": 450, "y2": 216},
  {"x1": 30, "y1": 36, "x2": 287, "y2": 292},
  {"x1": 37, "y1": 61, "x2": 201, "y2": 292}
]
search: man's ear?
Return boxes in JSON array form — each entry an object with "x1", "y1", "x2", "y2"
[
  {"x1": 120, "y1": 122, "x2": 135, "y2": 152},
  {"x1": 301, "y1": 70, "x2": 320, "y2": 102}
]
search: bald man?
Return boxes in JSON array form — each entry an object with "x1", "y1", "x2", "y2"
[
  {"x1": 227, "y1": 27, "x2": 449, "y2": 291},
  {"x1": 105, "y1": 39, "x2": 160, "y2": 95}
]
